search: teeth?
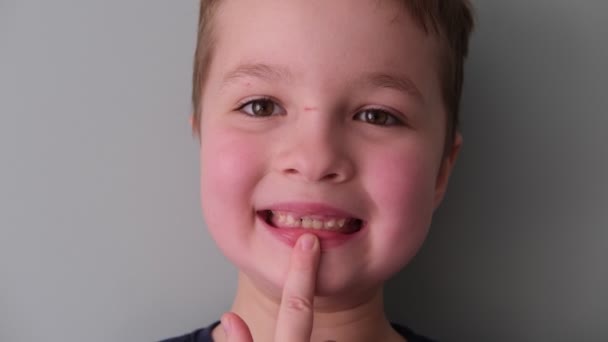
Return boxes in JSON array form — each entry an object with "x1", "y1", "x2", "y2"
[
  {"x1": 312, "y1": 220, "x2": 323, "y2": 229},
  {"x1": 269, "y1": 211, "x2": 357, "y2": 231},
  {"x1": 286, "y1": 214, "x2": 297, "y2": 226},
  {"x1": 301, "y1": 217, "x2": 312, "y2": 228}
]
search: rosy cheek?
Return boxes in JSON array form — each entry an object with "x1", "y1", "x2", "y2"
[
  {"x1": 366, "y1": 149, "x2": 437, "y2": 235},
  {"x1": 199, "y1": 130, "x2": 265, "y2": 245},
  {"x1": 202, "y1": 131, "x2": 261, "y2": 192}
]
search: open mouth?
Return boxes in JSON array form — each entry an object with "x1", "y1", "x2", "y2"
[{"x1": 258, "y1": 210, "x2": 364, "y2": 234}]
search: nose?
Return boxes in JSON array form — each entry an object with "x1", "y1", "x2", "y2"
[{"x1": 273, "y1": 118, "x2": 355, "y2": 184}]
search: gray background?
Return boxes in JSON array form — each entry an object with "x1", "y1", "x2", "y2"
[{"x1": 0, "y1": 0, "x2": 606, "y2": 341}]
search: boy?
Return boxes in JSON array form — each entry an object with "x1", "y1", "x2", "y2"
[{"x1": 164, "y1": 0, "x2": 473, "y2": 341}]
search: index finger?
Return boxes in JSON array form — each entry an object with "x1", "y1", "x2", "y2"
[{"x1": 274, "y1": 233, "x2": 321, "y2": 342}]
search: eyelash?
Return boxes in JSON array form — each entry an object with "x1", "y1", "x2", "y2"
[
  {"x1": 353, "y1": 108, "x2": 403, "y2": 126},
  {"x1": 236, "y1": 97, "x2": 404, "y2": 126},
  {"x1": 236, "y1": 97, "x2": 285, "y2": 117}
]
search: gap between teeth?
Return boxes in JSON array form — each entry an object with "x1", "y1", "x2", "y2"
[{"x1": 273, "y1": 212, "x2": 347, "y2": 230}]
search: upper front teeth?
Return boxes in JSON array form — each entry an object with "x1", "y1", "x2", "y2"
[{"x1": 273, "y1": 212, "x2": 347, "y2": 230}]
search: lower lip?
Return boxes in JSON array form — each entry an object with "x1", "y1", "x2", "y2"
[{"x1": 258, "y1": 216, "x2": 364, "y2": 250}]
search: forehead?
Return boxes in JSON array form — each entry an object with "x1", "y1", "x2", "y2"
[{"x1": 206, "y1": 0, "x2": 442, "y2": 106}]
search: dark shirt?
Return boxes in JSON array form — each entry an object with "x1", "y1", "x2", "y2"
[{"x1": 160, "y1": 321, "x2": 437, "y2": 342}]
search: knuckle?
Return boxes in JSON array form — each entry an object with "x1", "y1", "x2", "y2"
[{"x1": 284, "y1": 295, "x2": 313, "y2": 313}]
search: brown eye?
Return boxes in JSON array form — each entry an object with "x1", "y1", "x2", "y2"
[
  {"x1": 240, "y1": 98, "x2": 281, "y2": 117},
  {"x1": 355, "y1": 109, "x2": 401, "y2": 126}
]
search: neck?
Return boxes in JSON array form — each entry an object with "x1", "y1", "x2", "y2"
[{"x1": 213, "y1": 272, "x2": 403, "y2": 342}]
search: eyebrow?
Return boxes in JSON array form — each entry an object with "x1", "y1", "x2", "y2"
[
  {"x1": 221, "y1": 63, "x2": 424, "y2": 103},
  {"x1": 222, "y1": 63, "x2": 293, "y2": 87},
  {"x1": 361, "y1": 72, "x2": 425, "y2": 104}
]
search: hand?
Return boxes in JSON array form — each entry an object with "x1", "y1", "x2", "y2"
[{"x1": 221, "y1": 234, "x2": 321, "y2": 342}]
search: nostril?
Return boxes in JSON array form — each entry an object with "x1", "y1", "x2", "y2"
[
  {"x1": 282, "y1": 167, "x2": 344, "y2": 182},
  {"x1": 322, "y1": 173, "x2": 339, "y2": 181},
  {"x1": 284, "y1": 168, "x2": 299, "y2": 175}
]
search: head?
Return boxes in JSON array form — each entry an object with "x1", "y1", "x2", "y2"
[{"x1": 191, "y1": 0, "x2": 474, "y2": 304}]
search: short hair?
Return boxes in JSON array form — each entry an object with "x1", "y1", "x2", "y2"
[{"x1": 191, "y1": 0, "x2": 474, "y2": 149}]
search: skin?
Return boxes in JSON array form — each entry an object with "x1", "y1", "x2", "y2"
[{"x1": 192, "y1": 0, "x2": 462, "y2": 340}]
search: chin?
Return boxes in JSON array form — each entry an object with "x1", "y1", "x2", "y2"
[{"x1": 244, "y1": 257, "x2": 389, "y2": 304}]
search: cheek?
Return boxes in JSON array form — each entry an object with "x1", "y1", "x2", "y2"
[
  {"x1": 367, "y1": 145, "x2": 438, "y2": 214},
  {"x1": 201, "y1": 138, "x2": 258, "y2": 201},
  {"x1": 363, "y1": 146, "x2": 440, "y2": 274},
  {"x1": 199, "y1": 129, "x2": 266, "y2": 253}
]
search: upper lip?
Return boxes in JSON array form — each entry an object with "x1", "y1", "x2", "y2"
[{"x1": 258, "y1": 202, "x2": 362, "y2": 220}]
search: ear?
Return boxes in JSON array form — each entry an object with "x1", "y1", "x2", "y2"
[
  {"x1": 434, "y1": 132, "x2": 463, "y2": 209},
  {"x1": 189, "y1": 115, "x2": 201, "y2": 143}
]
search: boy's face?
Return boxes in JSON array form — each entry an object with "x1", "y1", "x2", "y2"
[{"x1": 197, "y1": 0, "x2": 460, "y2": 300}]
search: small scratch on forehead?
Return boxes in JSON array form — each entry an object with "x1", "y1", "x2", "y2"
[{"x1": 303, "y1": 106, "x2": 319, "y2": 112}]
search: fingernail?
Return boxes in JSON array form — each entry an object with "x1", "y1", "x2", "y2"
[
  {"x1": 221, "y1": 316, "x2": 231, "y2": 335},
  {"x1": 299, "y1": 234, "x2": 317, "y2": 251}
]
